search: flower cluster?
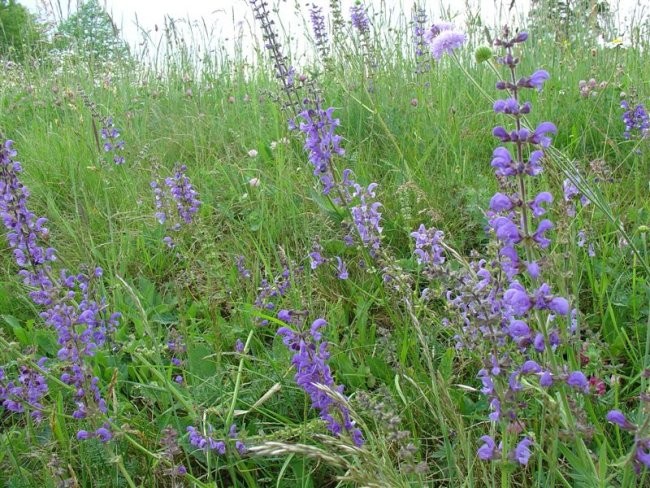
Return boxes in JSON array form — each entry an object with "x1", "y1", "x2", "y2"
[
  {"x1": 296, "y1": 105, "x2": 384, "y2": 257},
  {"x1": 254, "y1": 264, "x2": 294, "y2": 325},
  {"x1": 187, "y1": 424, "x2": 246, "y2": 455},
  {"x1": 424, "y1": 21, "x2": 466, "y2": 60},
  {"x1": 309, "y1": 3, "x2": 329, "y2": 60},
  {"x1": 578, "y1": 78, "x2": 607, "y2": 98},
  {"x1": 297, "y1": 105, "x2": 346, "y2": 195},
  {"x1": 277, "y1": 312, "x2": 363, "y2": 446},
  {"x1": 1, "y1": 139, "x2": 119, "y2": 440},
  {"x1": 412, "y1": 28, "x2": 590, "y2": 466},
  {"x1": 412, "y1": 7, "x2": 431, "y2": 75},
  {"x1": 167, "y1": 330, "x2": 186, "y2": 384},
  {"x1": 621, "y1": 100, "x2": 649, "y2": 140},
  {"x1": 0, "y1": 358, "x2": 49, "y2": 421},
  {"x1": 100, "y1": 116, "x2": 125, "y2": 164},
  {"x1": 151, "y1": 164, "x2": 201, "y2": 247},
  {"x1": 350, "y1": 2, "x2": 370, "y2": 34}
]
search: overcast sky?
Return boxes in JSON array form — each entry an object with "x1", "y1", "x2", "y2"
[{"x1": 19, "y1": 0, "x2": 646, "y2": 60}]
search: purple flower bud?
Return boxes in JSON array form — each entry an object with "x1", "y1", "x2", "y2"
[
  {"x1": 548, "y1": 297, "x2": 570, "y2": 315},
  {"x1": 540, "y1": 371, "x2": 553, "y2": 387},
  {"x1": 489, "y1": 192, "x2": 513, "y2": 212},
  {"x1": 566, "y1": 371, "x2": 589, "y2": 393},
  {"x1": 95, "y1": 427, "x2": 112, "y2": 442},
  {"x1": 606, "y1": 410, "x2": 636, "y2": 431},
  {"x1": 521, "y1": 360, "x2": 542, "y2": 374}
]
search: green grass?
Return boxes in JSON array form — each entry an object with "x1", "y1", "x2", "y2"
[{"x1": 1, "y1": 1, "x2": 649, "y2": 486}]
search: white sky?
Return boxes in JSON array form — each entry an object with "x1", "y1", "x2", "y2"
[{"x1": 19, "y1": 0, "x2": 647, "y2": 61}]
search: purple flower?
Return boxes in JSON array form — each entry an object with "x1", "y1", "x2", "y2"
[
  {"x1": 411, "y1": 224, "x2": 445, "y2": 267},
  {"x1": 335, "y1": 256, "x2": 348, "y2": 280},
  {"x1": 540, "y1": 371, "x2": 553, "y2": 387},
  {"x1": 350, "y1": 2, "x2": 370, "y2": 33},
  {"x1": 350, "y1": 182, "x2": 383, "y2": 253},
  {"x1": 504, "y1": 283, "x2": 532, "y2": 315},
  {"x1": 532, "y1": 219, "x2": 553, "y2": 248},
  {"x1": 520, "y1": 360, "x2": 541, "y2": 374},
  {"x1": 428, "y1": 29, "x2": 466, "y2": 60},
  {"x1": 100, "y1": 117, "x2": 126, "y2": 164},
  {"x1": 489, "y1": 192, "x2": 513, "y2": 212},
  {"x1": 477, "y1": 435, "x2": 501, "y2": 461},
  {"x1": 95, "y1": 427, "x2": 112, "y2": 443},
  {"x1": 636, "y1": 440, "x2": 650, "y2": 469},
  {"x1": 606, "y1": 410, "x2": 636, "y2": 431},
  {"x1": 276, "y1": 315, "x2": 363, "y2": 446},
  {"x1": 512, "y1": 437, "x2": 533, "y2": 465},
  {"x1": 529, "y1": 192, "x2": 552, "y2": 217},
  {"x1": 566, "y1": 371, "x2": 589, "y2": 393},
  {"x1": 621, "y1": 100, "x2": 649, "y2": 140},
  {"x1": 236, "y1": 256, "x2": 252, "y2": 279},
  {"x1": 518, "y1": 70, "x2": 550, "y2": 91}
]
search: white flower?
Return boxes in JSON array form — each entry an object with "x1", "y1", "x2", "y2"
[
  {"x1": 247, "y1": 149, "x2": 258, "y2": 158},
  {"x1": 249, "y1": 177, "x2": 261, "y2": 187}
]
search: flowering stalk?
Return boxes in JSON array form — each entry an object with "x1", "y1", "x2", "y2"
[
  {"x1": 151, "y1": 163, "x2": 201, "y2": 248},
  {"x1": 412, "y1": 6, "x2": 431, "y2": 75},
  {"x1": 277, "y1": 311, "x2": 363, "y2": 446},
  {"x1": 412, "y1": 28, "x2": 596, "y2": 472},
  {"x1": 309, "y1": 3, "x2": 330, "y2": 62},
  {"x1": 350, "y1": 1, "x2": 375, "y2": 89},
  {"x1": 249, "y1": 0, "x2": 303, "y2": 116},
  {"x1": 1, "y1": 139, "x2": 119, "y2": 440}
]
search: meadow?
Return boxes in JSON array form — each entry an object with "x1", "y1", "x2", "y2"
[{"x1": 1, "y1": 0, "x2": 649, "y2": 486}]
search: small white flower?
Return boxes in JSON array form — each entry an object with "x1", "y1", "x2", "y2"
[
  {"x1": 248, "y1": 149, "x2": 258, "y2": 158},
  {"x1": 249, "y1": 177, "x2": 261, "y2": 187},
  {"x1": 270, "y1": 141, "x2": 277, "y2": 150}
]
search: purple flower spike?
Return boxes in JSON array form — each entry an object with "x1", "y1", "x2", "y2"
[{"x1": 350, "y1": 3, "x2": 370, "y2": 33}]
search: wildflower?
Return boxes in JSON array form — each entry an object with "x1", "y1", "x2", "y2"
[
  {"x1": 99, "y1": 116, "x2": 125, "y2": 164},
  {"x1": 606, "y1": 410, "x2": 636, "y2": 431},
  {"x1": 277, "y1": 315, "x2": 363, "y2": 446},
  {"x1": 151, "y1": 164, "x2": 201, "y2": 244},
  {"x1": 428, "y1": 29, "x2": 466, "y2": 60},
  {"x1": 350, "y1": 2, "x2": 370, "y2": 33},
  {"x1": 566, "y1": 371, "x2": 589, "y2": 392},
  {"x1": 309, "y1": 3, "x2": 329, "y2": 59},
  {"x1": 621, "y1": 100, "x2": 649, "y2": 140},
  {"x1": 512, "y1": 437, "x2": 533, "y2": 465},
  {"x1": 249, "y1": 177, "x2": 261, "y2": 187},
  {"x1": 477, "y1": 435, "x2": 501, "y2": 461},
  {"x1": 335, "y1": 256, "x2": 348, "y2": 280}
]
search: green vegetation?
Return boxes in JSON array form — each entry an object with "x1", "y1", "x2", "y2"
[{"x1": 0, "y1": 0, "x2": 648, "y2": 486}]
